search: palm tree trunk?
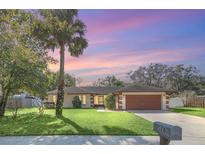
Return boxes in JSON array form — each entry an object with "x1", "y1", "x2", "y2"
[{"x1": 56, "y1": 44, "x2": 65, "y2": 117}]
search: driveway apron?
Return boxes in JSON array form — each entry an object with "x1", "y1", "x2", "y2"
[{"x1": 133, "y1": 110, "x2": 205, "y2": 144}]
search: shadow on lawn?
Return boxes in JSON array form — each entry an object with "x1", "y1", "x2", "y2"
[
  {"x1": 1, "y1": 113, "x2": 97, "y2": 135},
  {"x1": 0, "y1": 113, "x2": 61, "y2": 135},
  {"x1": 102, "y1": 126, "x2": 137, "y2": 135},
  {"x1": 59, "y1": 116, "x2": 96, "y2": 134},
  {"x1": 0, "y1": 113, "x2": 152, "y2": 136}
]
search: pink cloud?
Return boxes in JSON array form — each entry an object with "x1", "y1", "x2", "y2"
[
  {"x1": 87, "y1": 15, "x2": 161, "y2": 38},
  {"x1": 86, "y1": 13, "x2": 185, "y2": 39},
  {"x1": 89, "y1": 38, "x2": 119, "y2": 46},
  {"x1": 48, "y1": 48, "x2": 198, "y2": 74},
  {"x1": 48, "y1": 47, "x2": 205, "y2": 86},
  {"x1": 73, "y1": 51, "x2": 183, "y2": 77}
]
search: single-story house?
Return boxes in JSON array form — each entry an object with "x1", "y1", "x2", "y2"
[{"x1": 47, "y1": 85, "x2": 171, "y2": 110}]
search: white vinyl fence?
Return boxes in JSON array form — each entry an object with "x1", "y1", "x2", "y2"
[
  {"x1": 169, "y1": 97, "x2": 184, "y2": 108},
  {"x1": 6, "y1": 94, "x2": 42, "y2": 108}
]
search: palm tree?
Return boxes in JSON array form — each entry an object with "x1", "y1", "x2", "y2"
[{"x1": 34, "y1": 10, "x2": 88, "y2": 117}]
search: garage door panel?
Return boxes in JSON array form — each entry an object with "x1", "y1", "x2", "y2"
[{"x1": 126, "y1": 95, "x2": 161, "y2": 110}]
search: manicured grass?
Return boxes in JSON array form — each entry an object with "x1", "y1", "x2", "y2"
[
  {"x1": 170, "y1": 107, "x2": 205, "y2": 118},
  {"x1": 0, "y1": 108, "x2": 156, "y2": 136}
]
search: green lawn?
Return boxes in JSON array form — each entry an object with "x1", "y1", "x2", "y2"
[
  {"x1": 170, "y1": 107, "x2": 205, "y2": 118},
  {"x1": 0, "y1": 108, "x2": 156, "y2": 136}
]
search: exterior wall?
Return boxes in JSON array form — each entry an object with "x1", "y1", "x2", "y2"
[
  {"x1": 47, "y1": 94, "x2": 57, "y2": 103},
  {"x1": 47, "y1": 92, "x2": 169, "y2": 110},
  {"x1": 115, "y1": 95, "x2": 118, "y2": 109},
  {"x1": 120, "y1": 92, "x2": 168, "y2": 110},
  {"x1": 115, "y1": 94, "x2": 123, "y2": 110},
  {"x1": 122, "y1": 94, "x2": 126, "y2": 109},
  {"x1": 161, "y1": 93, "x2": 167, "y2": 110},
  {"x1": 64, "y1": 94, "x2": 91, "y2": 108},
  {"x1": 47, "y1": 94, "x2": 91, "y2": 108},
  {"x1": 64, "y1": 94, "x2": 75, "y2": 107},
  {"x1": 90, "y1": 95, "x2": 94, "y2": 105}
]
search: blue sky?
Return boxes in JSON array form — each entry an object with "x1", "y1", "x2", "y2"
[{"x1": 49, "y1": 10, "x2": 205, "y2": 85}]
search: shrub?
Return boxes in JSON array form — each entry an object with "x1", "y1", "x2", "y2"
[
  {"x1": 104, "y1": 94, "x2": 116, "y2": 110},
  {"x1": 43, "y1": 102, "x2": 55, "y2": 109},
  {"x1": 72, "y1": 96, "x2": 82, "y2": 108}
]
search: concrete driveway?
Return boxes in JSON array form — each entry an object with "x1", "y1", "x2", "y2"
[{"x1": 133, "y1": 110, "x2": 205, "y2": 145}]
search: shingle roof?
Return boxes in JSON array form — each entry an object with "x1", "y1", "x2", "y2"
[
  {"x1": 82, "y1": 86, "x2": 119, "y2": 94},
  {"x1": 64, "y1": 87, "x2": 94, "y2": 94},
  {"x1": 117, "y1": 84, "x2": 170, "y2": 92},
  {"x1": 47, "y1": 85, "x2": 170, "y2": 95},
  {"x1": 47, "y1": 86, "x2": 118, "y2": 95},
  {"x1": 47, "y1": 89, "x2": 57, "y2": 95}
]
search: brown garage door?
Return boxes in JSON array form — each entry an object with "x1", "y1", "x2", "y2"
[{"x1": 126, "y1": 95, "x2": 161, "y2": 110}]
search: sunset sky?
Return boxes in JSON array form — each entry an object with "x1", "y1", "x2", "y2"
[{"x1": 49, "y1": 10, "x2": 205, "y2": 85}]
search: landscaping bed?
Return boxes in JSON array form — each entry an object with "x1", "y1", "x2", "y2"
[{"x1": 0, "y1": 108, "x2": 156, "y2": 136}]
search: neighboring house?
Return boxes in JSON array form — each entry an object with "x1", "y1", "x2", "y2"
[{"x1": 47, "y1": 85, "x2": 171, "y2": 110}]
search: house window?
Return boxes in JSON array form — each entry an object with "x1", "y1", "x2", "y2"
[
  {"x1": 79, "y1": 95, "x2": 86, "y2": 105},
  {"x1": 98, "y1": 96, "x2": 104, "y2": 104}
]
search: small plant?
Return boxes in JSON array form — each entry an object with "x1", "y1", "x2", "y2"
[
  {"x1": 11, "y1": 100, "x2": 21, "y2": 119},
  {"x1": 104, "y1": 93, "x2": 116, "y2": 110},
  {"x1": 12, "y1": 108, "x2": 18, "y2": 119},
  {"x1": 72, "y1": 96, "x2": 82, "y2": 108},
  {"x1": 39, "y1": 106, "x2": 45, "y2": 115}
]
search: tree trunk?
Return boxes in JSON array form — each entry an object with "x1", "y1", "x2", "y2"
[
  {"x1": 0, "y1": 90, "x2": 10, "y2": 117},
  {"x1": 0, "y1": 97, "x2": 6, "y2": 117},
  {"x1": 56, "y1": 44, "x2": 65, "y2": 117}
]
